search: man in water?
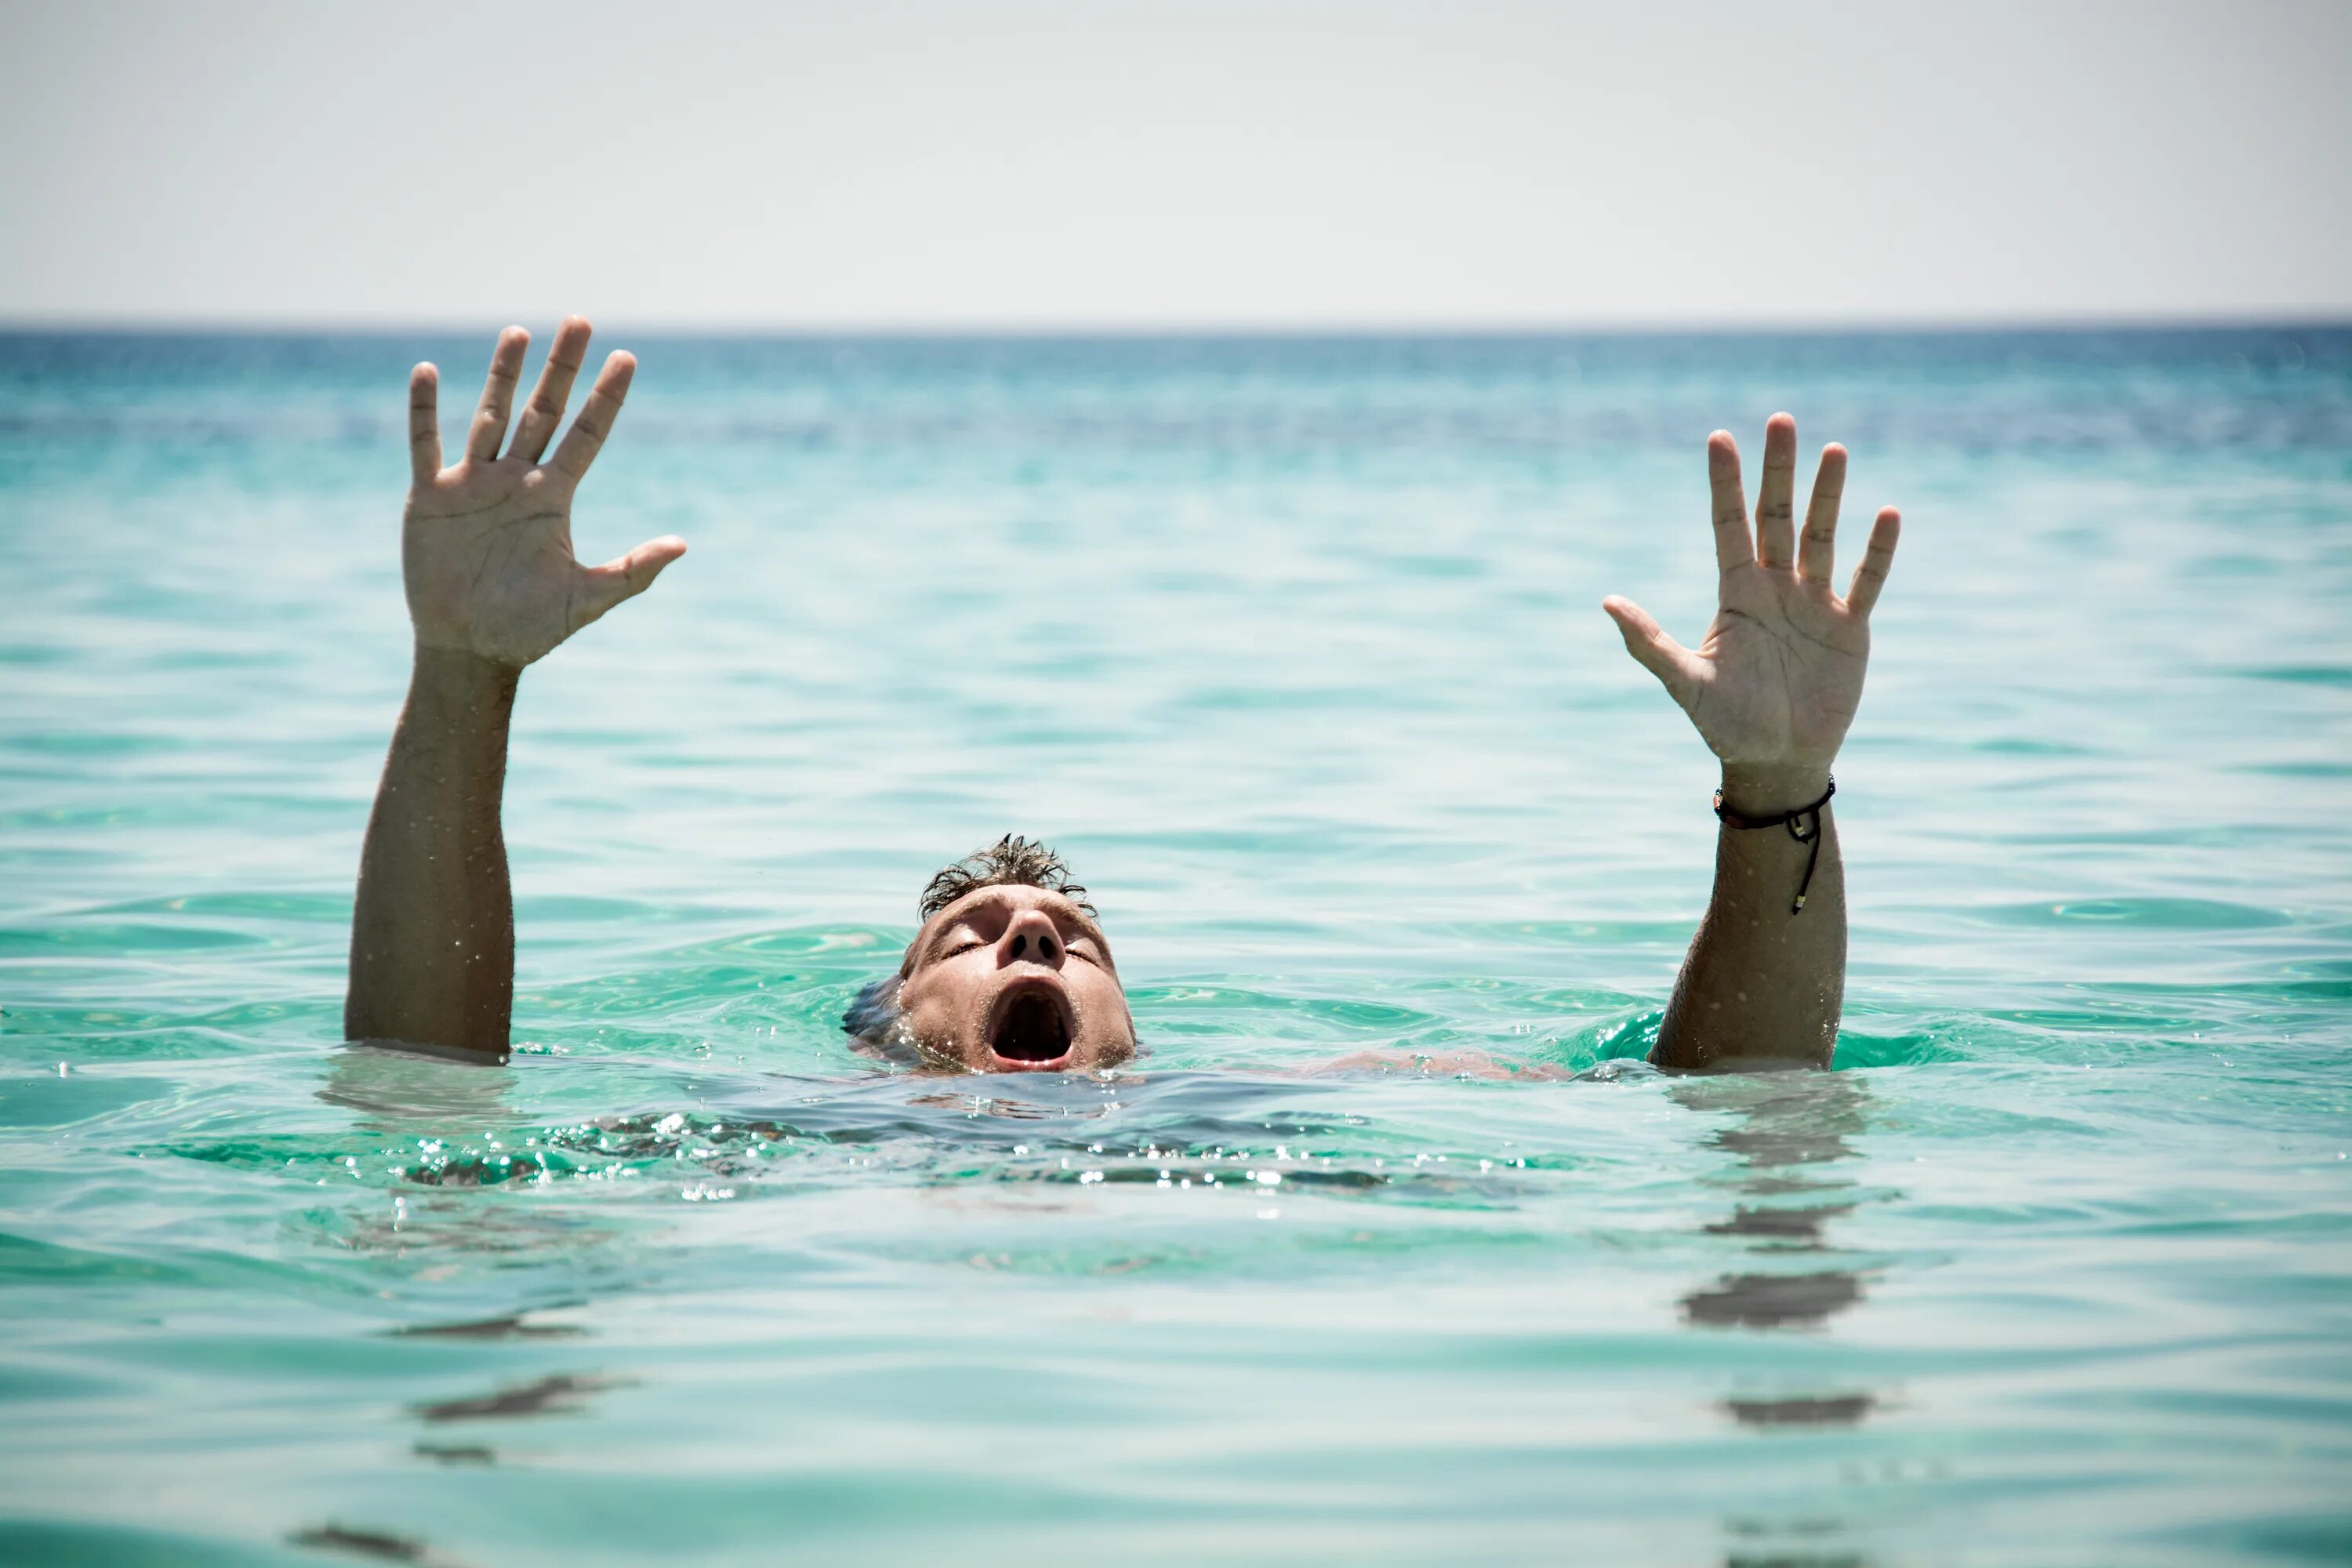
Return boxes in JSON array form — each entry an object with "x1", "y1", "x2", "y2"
[{"x1": 345, "y1": 320, "x2": 1903, "y2": 1075}]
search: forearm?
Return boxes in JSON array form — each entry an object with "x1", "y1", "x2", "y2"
[
  {"x1": 1651, "y1": 763, "x2": 1845, "y2": 1071},
  {"x1": 344, "y1": 648, "x2": 521, "y2": 1057}
]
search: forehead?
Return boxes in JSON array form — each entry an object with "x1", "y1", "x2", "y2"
[{"x1": 906, "y1": 884, "x2": 1111, "y2": 965}]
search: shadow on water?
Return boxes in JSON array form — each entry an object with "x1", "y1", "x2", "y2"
[{"x1": 1672, "y1": 1071, "x2": 1887, "y2": 1568}]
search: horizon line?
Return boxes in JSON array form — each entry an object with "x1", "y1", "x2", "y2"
[{"x1": 2, "y1": 310, "x2": 2348, "y2": 339}]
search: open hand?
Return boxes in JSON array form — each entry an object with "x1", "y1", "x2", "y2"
[
  {"x1": 404, "y1": 319, "x2": 685, "y2": 669},
  {"x1": 1603, "y1": 415, "x2": 1899, "y2": 777}
]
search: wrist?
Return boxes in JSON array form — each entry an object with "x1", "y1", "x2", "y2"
[
  {"x1": 1718, "y1": 760, "x2": 1831, "y2": 817},
  {"x1": 408, "y1": 642, "x2": 522, "y2": 713}
]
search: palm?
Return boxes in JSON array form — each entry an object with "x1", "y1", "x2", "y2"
[
  {"x1": 1605, "y1": 416, "x2": 1900, "y2": 771},
  {"x1": 402, "y1": 319, "x2": 684, "y2": 670},
  {"x1": 1685, "y1": 561, "x2": 1869, "y2": 766}
]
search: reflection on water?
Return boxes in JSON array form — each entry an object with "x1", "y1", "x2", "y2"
[
  {"x1": 1677, "y1": 1074, "x2": 1882, "y2": 1566},
  {"x1": 1724, "y1": 1544, "x2": 1867, "y2": 1568},
  {"x1": 1723, "y1": 1394, "x2": 1878, "y2": 1428},
  {"x1": 288, "y1": 1523, "x2": 459, "y2": 1566},
  {"x1": 412, "y1": 1373, "x2": 631, "y2": 1425},
  {"x1": 321, "y1": 1042, "x2": 517, "y2": 1131},
  {"x1": 1685, "y1": 1269, "x2": 1866, "y2": 1331},
  {"x1": 410, "y1": 1443, "x2": 498, "y2": 1468},
  {"x1": 1677, "y1": 1073, "x2": 1875, "y2": 1347},
  {"x1": 387, "y1": 1314, "x2": 586, "y2": 1341},
  {"x1": 1705, "y1": 1202, "x2": 1856, "y2": 1247}
]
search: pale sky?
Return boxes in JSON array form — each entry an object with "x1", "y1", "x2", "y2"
[{"x1": 2, "y1": 0, "x2": 2347, "y2": 328}]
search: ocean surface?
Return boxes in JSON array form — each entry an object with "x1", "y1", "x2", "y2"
[{"x1": 2, "y1": 325, "x2": 2348, "y2": 1566}]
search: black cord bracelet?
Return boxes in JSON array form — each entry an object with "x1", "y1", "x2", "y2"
[{"x1": 1711, "y1": 775, "x2": 1835, "y2": 915}]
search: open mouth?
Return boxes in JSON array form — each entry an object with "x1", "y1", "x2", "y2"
[{"x1": 986, "y1": 979, "x2": 1074, "y2": 1069}]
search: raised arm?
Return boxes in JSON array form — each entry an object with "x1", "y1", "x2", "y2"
[
  {"x1": 1602, "y1": 416, "x2": 1900, "y2": 1070},
  {"x1": 344, "y1": 320, "x2": 684, "y2": 1058}
]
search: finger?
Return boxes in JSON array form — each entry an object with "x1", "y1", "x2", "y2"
[
  {"x1": 1755, "y1": 413, "x2": 1798, "y2": 569},
  {"x1": 1844, "y1": 508, "x2": 1901, "y2": 617},
  {"x1": 575, "y1": 535, "x2": 688, "y2": 626},
  {"x1": 1798, "y1": 442, "x2": 1848, "y2": 585},
  {"x1": 550, "y1": 350, "x2": 635, "y2": 481},
  {"x1": 508, "y1": 315, "x2": 593, "y2": 464},
  {"x1": 464, "y1": 326, "x2": 530, "y2": 462},
  {"x1": 1602, "y1": 595, "x2": 1702, "y2": 709},
  {"x1": 407, "y1": 362, "x2": 440, "y2": 484},
  {"x1": 1706, "y1": 430, "x2": 1753, "y2": 573}
]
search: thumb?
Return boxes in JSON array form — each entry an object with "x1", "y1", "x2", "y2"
[
  {"x1": 577, "y1": 535, "x2": 688, "y2": 626},
  {"x1": 1602, "y1": 595, "x2": 1700, "y2": 707}
]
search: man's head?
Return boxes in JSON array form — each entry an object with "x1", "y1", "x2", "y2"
[{"x1": 851, "y1": 836, "x2": 1135, "y2": 1073}]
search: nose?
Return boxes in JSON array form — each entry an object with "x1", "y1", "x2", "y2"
[{"x1": 997, "y1": 908, "x2": 1063, "y2": 968}]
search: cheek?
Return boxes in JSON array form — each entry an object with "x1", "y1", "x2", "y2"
[
  {"x1": 895, "y1": 979, "x2": 989, "y2": 1067},
  {"x1": 902, "y1": 977, "x2": 967, "y2": 1029},
  {"x1": 901, "y1": 963, "x2": 999, "y2": 1036},
  {"x1": 1076, "y1": 972, "x2": 1133, "y2": 1040}
]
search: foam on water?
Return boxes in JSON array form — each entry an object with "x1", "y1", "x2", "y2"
[{"x1": 2, "y1": 328, "x2": 2350, "y2": 1565}]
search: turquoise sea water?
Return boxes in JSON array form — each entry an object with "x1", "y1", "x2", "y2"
[{"x1": 2, "y1": 326, "x2": 2349, "y2": 1566}]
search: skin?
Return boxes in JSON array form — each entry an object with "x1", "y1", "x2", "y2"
[
  {"x1": 345, "y1": 319, "x2": 683, "y2": 1056},
  {"x1": 1604, "y1": 416, "x2": 1901, "y2": 1069},
  {"x1": 895, "y1": 884, "x2": 1138, "y2": 1072},
  {"x1": 346, "y1": 327, "x2": 1899, "y2": 1073}
]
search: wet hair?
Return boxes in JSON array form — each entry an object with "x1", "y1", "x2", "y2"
[
  {"x1": 840, "y1": 835, "x2": 1092, "y2": 1055},
  {"x1": 840, "y1": 972, "x2": 914, "y2": 1060},
  {"x1": 916, "y1": 834, "x2": 1093, "y2": 924}
]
